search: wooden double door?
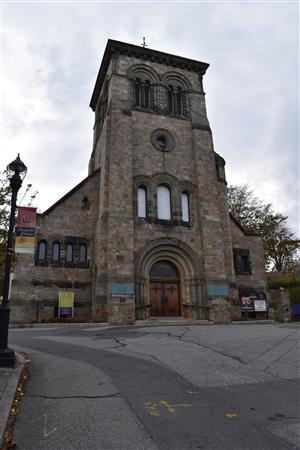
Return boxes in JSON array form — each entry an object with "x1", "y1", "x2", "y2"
[{"x1": 150, "y1": 280, "x2": 180, "y2": 317}]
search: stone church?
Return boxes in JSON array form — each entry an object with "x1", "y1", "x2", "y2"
[{"x1": 11, "y1": 39, "x2": 267, "y2": 324}]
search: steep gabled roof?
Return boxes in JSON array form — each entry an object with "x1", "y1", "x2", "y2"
[
  {"x1": 42, "y1": 169, "x2": 99, "y2": 216},
  {"x1": 229, "y1": 213, "x2": 259, "y2": 237}
]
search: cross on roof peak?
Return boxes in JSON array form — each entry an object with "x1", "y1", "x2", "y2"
[{"x1": 141, "y1": 37, "x2": 148, "y2": 48}]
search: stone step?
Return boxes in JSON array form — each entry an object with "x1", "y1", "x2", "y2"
[{"x1": 135, "y1": 319, "x2": 213, "y2": 326}]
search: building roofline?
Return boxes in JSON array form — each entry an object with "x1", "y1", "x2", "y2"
[
  {"x1": 90, "y1": 39, "x2": 210, "y2": 111},
  {"x1": 42, "y1": 169, "x2": 99, "y2": 217},
  {"x1": 229, "y1": 213, "x2": 260, "y2": 237}
]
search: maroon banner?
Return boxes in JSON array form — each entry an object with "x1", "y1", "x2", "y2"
[{"x1": 16, "y1": 207, "x2": 37, "y2": 228}]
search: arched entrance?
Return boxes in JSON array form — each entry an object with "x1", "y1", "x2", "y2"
[
  {"x1": 134, "y1": 238, "x2": 206, "y2": 320},
  {"x1": 149, "y1": 260, "x2": 180, "y2": 317}
]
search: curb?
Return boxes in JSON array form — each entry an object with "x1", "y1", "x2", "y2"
[
  {"x1": 231, "y1": 320, "x2": 275, "y2": 325},
  {"x1": 9, "y1": 320, "x2": 280, "y2": 329},
  {"x1": 0, "y1": 353, "x2": 25, "y2": 445},
  {"x1": 10, "y1": 322, "x2": 109, "y2": 329}
]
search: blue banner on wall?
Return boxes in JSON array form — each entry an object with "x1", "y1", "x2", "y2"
[
  {"x1": 208, "y1": 285, "x2": 229, "y2": 296},
  {"x1": 109, "y1": 283, "x2": 134, "y2": 295}
]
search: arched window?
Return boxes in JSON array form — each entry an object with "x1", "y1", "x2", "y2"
[
  {"x1": 79, "y1": 244, "x2": 87, "y2": 263},
  {"x1": 181, "y1": 192, "x2": 190, "y2": 222},
  {"x1": 52, "y1": 241, "x2": 60, "y2": 263},
  {"x1": 134, "y1": 78, "x2": 151, "y2": 109},
  {"x1": 137, "y1": 187, "x2": 147, "y2": 218},
  {"x1": 157, "y1": 185, "x2": 171, "y2": 220},
  {"x1": 167, "y1": 84, "x2": 186, "y2": 116},
  {"x1": 37, "y1": 240, "x2": 47, "y2": 262},
  {"x1": 66, "y1": 243, "x2": 74, "y2": 263}
]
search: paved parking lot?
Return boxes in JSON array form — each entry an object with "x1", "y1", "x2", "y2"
[{"x1": 8, "y1": 322, "x2": 300, "y2": 450}]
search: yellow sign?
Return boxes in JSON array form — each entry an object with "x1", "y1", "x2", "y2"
[
  {"x1": 59, "y1": 291, "x2": 74, "y2": 308},
  {"x1": 15, "y1": 236, "x2": 35, "y2": 254},
  {"x1": 58, "y1": 292, "x2": 74, "y2": 318}
]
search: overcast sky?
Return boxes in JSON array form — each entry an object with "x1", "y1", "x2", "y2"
[{"x1": 1, "y1": 1, "x2": 299, "y2": 234}]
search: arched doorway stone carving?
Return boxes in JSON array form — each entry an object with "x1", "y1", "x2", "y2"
[{"x1": 134, "y1": 238, "x2": 206, "y2": 320}]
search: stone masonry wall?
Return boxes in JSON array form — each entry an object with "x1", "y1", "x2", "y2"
[{"x1": 11, "y1": 171, "x2": 100, "y2": 323}]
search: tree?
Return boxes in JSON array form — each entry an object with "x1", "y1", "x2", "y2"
[{"x1": 227, "y1": 184, "x2": 300, "y2": 272}]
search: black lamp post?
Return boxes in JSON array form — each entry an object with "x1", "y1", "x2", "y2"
[{"x1": 0, "y1": 154, "x2": 27, "y2": 367}]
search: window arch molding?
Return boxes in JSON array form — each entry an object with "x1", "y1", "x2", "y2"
[
  {"x1": 161, "y1": 71, "x2": 192, "y2": 90},
  {"x1": 127, "y1": 64, "x2": 160, "y2": 83}
]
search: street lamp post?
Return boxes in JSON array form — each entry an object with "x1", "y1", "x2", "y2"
[{"x1": 0, "y1": 154, "x2": 27, "y2": 367}]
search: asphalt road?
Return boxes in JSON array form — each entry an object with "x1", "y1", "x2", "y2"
[{"x1": 8, "y1": 323, "x2": 300, "y2": 450}]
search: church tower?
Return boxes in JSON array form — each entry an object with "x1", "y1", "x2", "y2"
[{"x1": 88, "y1": 40, "x2": 237, "y2": 323}]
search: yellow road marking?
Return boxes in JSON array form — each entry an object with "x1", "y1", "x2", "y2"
[
  {"x1": 186, "y1": 390, "x2": 199, "y2": 394},
  {"x1": 145, "y1": 402, "x2": 160, "y2": 416},
  {"x1": 225, "y1": 413, "x2": 238, "y2": 418},
  {"x1": 160, "y1": 400, "x2": 192, "y2": 413}
]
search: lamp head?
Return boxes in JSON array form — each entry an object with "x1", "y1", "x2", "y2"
[{"x1": 7, "y1": 154, "x2": 27, "y2": 181}]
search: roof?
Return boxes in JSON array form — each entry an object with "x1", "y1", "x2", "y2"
[
  {"x1": 90, "y1": 39, "x2": 210, "y2": 111},
  {"x1": 42, "y1": 169, "x2": 99, "y2": 216},
  {"x1": 229, "y1": 213, "x2": 260, "y2": 237}
]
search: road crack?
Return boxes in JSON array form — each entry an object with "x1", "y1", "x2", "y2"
[{"x1": 179, "y1": 335, "x2": 245, "y2": 364}]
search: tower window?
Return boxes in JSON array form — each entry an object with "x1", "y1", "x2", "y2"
[
  {"x1": 181, "y1": 192, "x2": 190, "y2": 222},
  {"x1": 137, "y1": 187, "x2": 147, "y2": 218},
  {"x1": 134, "y1": 78, "x2": 151, "y2": 109},
  {"x1": 167, "y1": 85, "x2": 186, "y2": 116},
  {"x1": 157, "y1": 185, "x2": 171, "y2": 220}
]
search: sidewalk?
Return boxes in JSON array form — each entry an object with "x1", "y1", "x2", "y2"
[{"x1": 0, "y1": 353, "x2": 25, "y2": 445}]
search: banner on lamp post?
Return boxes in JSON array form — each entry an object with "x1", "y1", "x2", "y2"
[{"x1": 15, "y1": 207, "x2": 37, "y2": 254}]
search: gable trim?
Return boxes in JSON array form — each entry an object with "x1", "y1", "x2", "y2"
[
  {"x1": 229, "y1": 213, "x2": 259, "y2": 237},
  {"x1": 42, "y1": 169, "x2": 100, "y2": 216}
]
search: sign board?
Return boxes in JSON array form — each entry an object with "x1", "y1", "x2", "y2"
[
  {"x1": 58, "y1": 291, "x2": 74, "y2": 318},
  {"x1": 241, "y1": 297, "x2": 255, "y2": 312},
  {"x1": 16, "y1": 207, "x2": 37, "y2": 228},
  {"x1": 109, "y1": 283, "x2": 134, "y2": 295},
  {"x1": 208, "y1": 285, "x2": 229, "y2": 296},
  {"x1": 254, "y1": 300, "x2": 267, "y2": 312},
  {"x1": 15, "y1": 207, "x2": 37, "y2": 254}
]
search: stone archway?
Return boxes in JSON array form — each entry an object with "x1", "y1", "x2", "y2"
[{"x1": 134, "y1": 238, "x2": 206, "y2": 320}]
